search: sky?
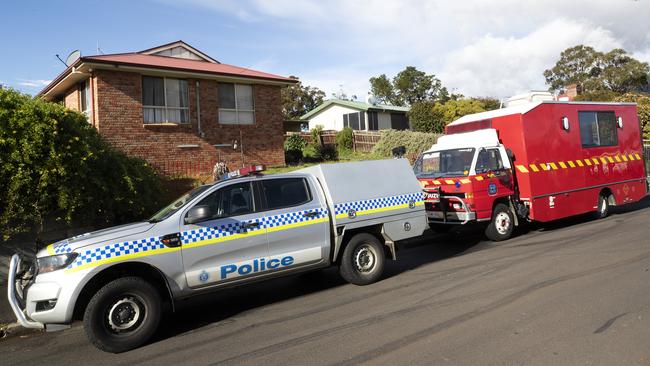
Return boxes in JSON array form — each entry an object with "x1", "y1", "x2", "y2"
[{"x1": 2, "y1": 0, "x2": 650, "y2": 101}]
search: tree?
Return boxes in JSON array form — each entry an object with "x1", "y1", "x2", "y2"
[
  {"x1": 281, "y1": 76, "x2": 326, "y2": 120},
  {"x1": 614, "y1": 93, "x2": 650, "y2": 139},
  {"x1": 409, "y1": 99, "x2": 486, "y2": 133},
  {"x1": 544, "y1": 45, "x2": 649, "y2": 94},
  {"x1": 369, "y1": 66, "x2": 449, "y2": 106},
  {"x1": 0, "y1": 88, "x2": 163, "y2": 242}
]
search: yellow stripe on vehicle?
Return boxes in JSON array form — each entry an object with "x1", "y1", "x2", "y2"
[
  {"x1": 549, "y1": 162, "x2": 558, "y2": 170},
  {"x1": 600, "y1": 157, "x2": 608, "y2": 164},
  {"x1": 529, "y1": 164, "x2": 539, "y2": 172},
  {"x1": 621, "y1": 154, "x2": 628, "y2": 161},
  {"x1": 516, "y1": 165, "x2": 529, "y2": 173},
  {"x1": 635, "y1": 153, "x2": 641, "y2": 160},
  {"x1": 66, "y1": 247, "x2": 181, "y2": 273},
  {"x1": 335, "y1": 201, "x2": 424, "y2": 220},
  {"x1": 592, "y1": 158, "x2": 599, "y2": 165},
  {"x1": 607, "y1": 156, "x2": 615, "y2": 163},
  {"x1": 445, "y1": 179, "x2": 455, "y2": 184},
  {"x1": 46, "y1": 244, "x2": 55, "y2": 256},
  {"x1": 474, "y1": 175, "x2": 484, "y2": 181},
  {"x1": 558, "y1": 161, "x2": 567, "y2": 169},
  {"x1": 567, "y1": 160, "x2": 576, "y2": 168},
  {"x1": 433, "y1": 180, "x2": 441, "y2": 185},
  {"x1": 541, "y1": 164, "x2": 551, "y2": 171},
  {"x1": 576, "y1": 160, "x2": 585, "y2": 167},
  {"x1": 460, "y1": 178, "x2": 471, "y2": 184},
  {"x1": 614, "y1": 155, "x2": 621, "y2": 162}
]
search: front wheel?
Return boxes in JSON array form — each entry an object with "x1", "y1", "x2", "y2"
[
  {"x1": 339, "y1": 233, "x2": 385, "y2": 285},
  {"x1": 83, "y1": 277, "x2": 162, "y2": 353},
  {"x1": 485, "y1": 203, "x2": 514, "y2": 242}
]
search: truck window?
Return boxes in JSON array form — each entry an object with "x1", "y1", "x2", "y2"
[
  {"x1": 260, "y1": 178, "x2": 311, "y2": 210},
  {"x1": 194, "y1": 182, "x2": 254, "y2": 220},
  {"x1": 475, "y1": 148, "x2": 504, "y2": 173},
  {"x1": 579, "y1": 111, "x2": 618, "y2": 147},
  {"x1": 414, "y1": 148, "x2": 475, "y2": 178}
]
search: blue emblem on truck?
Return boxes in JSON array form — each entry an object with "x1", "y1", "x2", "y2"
[
  {"x1": 488, "y1": 183, "x2": 497, "y2": 195},
  {"x1": 199, "y1": 270, "x2": 209, "y2": 282}
]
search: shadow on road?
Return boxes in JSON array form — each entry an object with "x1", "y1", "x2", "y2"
[{"x1": 150, "y1": 229, "x2": 488, "y2": 345}]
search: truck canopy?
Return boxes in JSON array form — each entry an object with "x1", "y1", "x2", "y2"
[{"x1": 294, "y1": 159, "x2": 424, "y2": 226}]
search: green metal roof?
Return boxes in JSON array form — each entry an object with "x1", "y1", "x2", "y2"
[{"x1": 300, "y1": 99, "x2": 410, "y2": 120}]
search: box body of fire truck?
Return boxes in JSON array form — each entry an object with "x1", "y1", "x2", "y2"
[{"x1": 414, "y1": 94, "x2": 648, "y2": 241}]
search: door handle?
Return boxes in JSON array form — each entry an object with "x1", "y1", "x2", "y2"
[
  {"x1": 303, "y1": 211, "x2": 319, "y2": 218},
  {"x1": 243, "y1": 222, "x2": 260, "y2": 229},
  {"x1": 160, "y1": 232, "x2": 182, "y2": 248}
]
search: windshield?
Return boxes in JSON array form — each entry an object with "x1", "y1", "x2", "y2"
[
  {"x1": 414, "y1": 148, "x2": 476, "y2": 178},
  {"x1": 149, "y1": 185, "x2": 212, "y2": 223}
]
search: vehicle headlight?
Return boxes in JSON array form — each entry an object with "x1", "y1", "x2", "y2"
[{"x1": 37, "y1": 253, "x2": 79, "y2": 274}]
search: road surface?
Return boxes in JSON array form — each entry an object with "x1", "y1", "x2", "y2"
[{"x1": 2, "y1": 198, "x2": 650, "y2": 365}]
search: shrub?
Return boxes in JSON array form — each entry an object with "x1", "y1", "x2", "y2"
[
  {"x1": 336, "y1": 127, "x2": 354, "y2": 152},
  {"x1": 310, "y1": 125, "x2": 324, "y2": 145},
  {"x1": 314, "y1": 144, "x2": 338, "y2": 161},
  {"x1": 0, "y1": 88, "x2": 163, "y2": 242},
  {"x1": 284, "y1": 134, "x2": 307, "y2": 151},
  {"x1": 371, "y1": 129, "x2": 440, "y2": 158},
  {"x1": 284, "y1": 134, "x2": 306, "y2": 164}
]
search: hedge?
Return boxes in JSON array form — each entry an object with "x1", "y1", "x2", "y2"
[
  {"x1": 371, "y1": 129, "x2": 440, "y2": 158},
  {"x1": 0, "y1": 88, "x2": 163, "y2": 242}
]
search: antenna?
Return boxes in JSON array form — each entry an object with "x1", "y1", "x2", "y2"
[{"x1": 55, "y1": 54, "x2": 67, "y2": 67}]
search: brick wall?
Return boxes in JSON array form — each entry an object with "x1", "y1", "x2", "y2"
[
  {"x1": 63, "y1": 85, "x2": 79, "y2": 111},
  {"x1": 94, "y1": 69, "x2": 285, "y2": 176}
]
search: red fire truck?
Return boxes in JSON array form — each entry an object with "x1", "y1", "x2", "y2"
[{"x1": 413, "y1": 96, "x2": 648, "y2": 241}]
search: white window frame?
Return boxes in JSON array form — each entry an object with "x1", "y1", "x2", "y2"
[
  {"x1": 218, "y1": 83, "x2": 255, "y2": 125},
  {"x1": 142, "y1": 76, "x2": 189, "y2": 124},
  {"x1": 79, "y1": 80, "x2": 91, "y2": 121}
]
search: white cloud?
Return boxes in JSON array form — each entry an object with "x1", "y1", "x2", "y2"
[
  {"x1": 17, "y1": 79, "x2": 52, "y2": 88},
  {"x1": 158, "y1": 0, "x2": 650, "y2": 98},
  {"x1": 438, "y1": 19, "x2": 624, "y2": 97}
]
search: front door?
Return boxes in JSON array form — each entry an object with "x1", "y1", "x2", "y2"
[
  {"x1": 180, "y1": 181, "x2": 268, "y2": 288},
  {"x1": 258, "y1": 177, "x2": 330, "y2": 271}
]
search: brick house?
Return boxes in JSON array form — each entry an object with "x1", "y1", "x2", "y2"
[{"x1": 38, "y1": 41, "x2": 296, "y2": 176}]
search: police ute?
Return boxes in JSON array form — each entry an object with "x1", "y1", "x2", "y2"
[{"x1": 8, "y1": 159, "x2": 426, "y2": 352}]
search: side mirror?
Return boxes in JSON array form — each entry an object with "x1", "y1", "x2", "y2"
[{"x1": 185, "y1": 205, "x2": 212, "y2": 224}]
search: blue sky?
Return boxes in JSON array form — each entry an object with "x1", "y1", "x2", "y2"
[{"x1": 3, "y1": 0, "x2": 649, "y2": 99}]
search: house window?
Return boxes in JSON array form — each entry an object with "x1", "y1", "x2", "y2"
[
  {"x1": 343, "y1": 112, "x2": 365, "y2": 130},
  {"x1": 367, "y1": 112, "x2": 379, "y2": 131},
  {"x1": 218, "y1": 83, "x2": 255, "y2": 125},
  {"x1": 79, "y1": 80, "x2": 91, "y2": 120},
  {"x1": 142, "y1": 76, "x2": 189, "y2": 124},
  {"x1": 579, "y1": 111, "x2": 618, "y2": 147}
]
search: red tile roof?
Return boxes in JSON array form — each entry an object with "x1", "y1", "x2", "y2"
[{"x1": 82, "y1": 53, "x2": 295, "y2": 83}]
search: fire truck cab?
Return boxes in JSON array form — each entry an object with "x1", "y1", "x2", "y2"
[{"x1": 414, "y1": 93, "x2": 648, "y2": 241}]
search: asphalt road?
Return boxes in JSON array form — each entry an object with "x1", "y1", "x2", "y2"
[{"x1": 2, "y1": 197, "x2": 650, "y2": 365}]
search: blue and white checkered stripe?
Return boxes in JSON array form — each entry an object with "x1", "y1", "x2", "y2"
[
  {"x1": 69, "y1": 237, "x2": 164, "y2": 268},
  {"x1": 67, "y1": 208, "x2": 330, "y2": 270},
  {"x1": 52, "y1": 241, "x2": 72, "y2": 254},
  {"x1": 334, "y1": 192, "x2": 423, "y2": 216}
]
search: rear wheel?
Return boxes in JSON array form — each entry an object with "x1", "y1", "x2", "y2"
[
  {"x1": 339, "y1": 233, "x2": 385, "y2": 285},
  {"x1": 83, "y1": 277, "x2": 162, "y2": 353},
  {"x1": 595, "y1": 193, "x2": 610, "y2": 219},
  {"x1": 485, "y1": 203, "x2": 514, "y2": 241}
]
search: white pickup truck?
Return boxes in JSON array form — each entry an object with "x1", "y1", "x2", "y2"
[{"x1": 8, "y1": 159, "x2": 426, "y2": 352}]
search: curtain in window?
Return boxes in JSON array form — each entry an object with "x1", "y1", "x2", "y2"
[
  {"x1": 142, "y1": 77, "x2": 165, "y2": 106},
  {"x1": 218, "y1": 83, "x2": 236, "y2": 109},
  {"x1": 235, "y1": 84, "x2": 254, "y2": 110}
]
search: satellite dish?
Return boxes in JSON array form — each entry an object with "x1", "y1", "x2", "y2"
[
  {"x1": 366, "y1": 93, "x2": 377, "y2": 105},
  {"x1": 65, "y1": 50, "x2": 81, "y2": 66}
]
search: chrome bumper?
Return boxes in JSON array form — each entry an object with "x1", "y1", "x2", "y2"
[
  {"x1": 7, "y1": 254, "x2": 44, "y2": 329},
  {"x1": 427, "y1": 210, "x2": 476, "y2": 223}
]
